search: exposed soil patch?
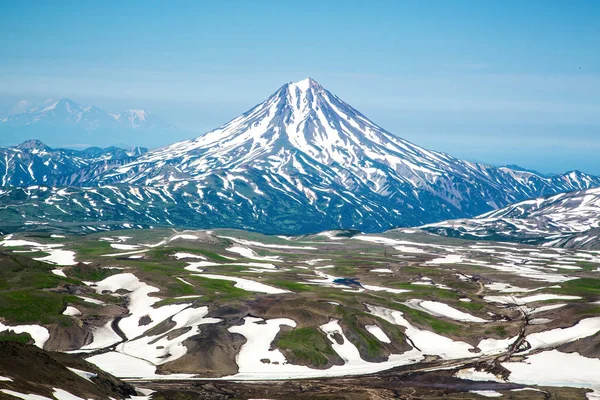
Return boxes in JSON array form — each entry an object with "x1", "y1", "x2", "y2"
[
  {"x1": 156, "y1": 322, "x2": 246, "y2": 378},
  {"x1": 44, "y1": 323, "x2": 90, "y2": 351}
]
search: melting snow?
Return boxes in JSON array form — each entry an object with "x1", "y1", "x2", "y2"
[
  {"x1": 524, "y1": 317, "x2": 600, "y2": 352},
  {"x1": 91, "y1": 273, "x2": 190, "y2": 339},
  {"x1": 77, "y1": 321, "x2": 122, "y2": 351},
  {"x1": 455, "y1": 368, "x2": 504, "y2": 383},
  {"x1": 365, "y1": 325, "x2": 391, "y2": 343},
  {"x1": 225, "y1": 316, "x2": 423, "y2": 380},
  {"x1": 67, "y1": 367, "x2": 97, "y2": 382},
  {"x1": 62, "y1": 306, "x2": 81, "y2": 316},
  {"x1": 403, "y1": 299, "x2": 487, "y2": 323},
  {"x1": 76, "y1": 296, "x2": 105, "y2": 305},
  {"x1": 52, "y1": 269, "x2": 67, "y2": 277},
  {"x1": 484, "y1": 293, "x2": 581, "y2": 305},
  {"x1": 110, "y1": 243, "x2": 140, "y2": 250},
  {"x1": 0, "y1": 322, "x2": 49, "y2": 348},
  {"x1": 370, "y1": 268, "x2": 393, "y2": 273},
  {"x1": 34, "y1": 249, "x2": 77, "y2": 266},
  {"x1": 173, "y1": 252, "x2": 206, "y2": 260},
  {"x1": 86, "y1": 351, "x2": 194, "y2": 379},
  {"x1": 226, "y1": 245, "x2": 281, "y2": 262},
  {"x1": 191, "y1": 274, "x2": 290, "y2": 294},
  {"x1": 503, "y1": 350, "x2": 600, "y2": 397},
  {"x1": 117, "y1": 306, "x2": 220, "y2": 365},
  {"x1": 469, "y1": 390, "x2": 503, "y2": 397},
  {"x1": 0, "y1": 235, "x2": 78, "y2": 266},
  {"x1": 170, "y1": 234, "x2": 198, "y2": 241},
  {"x1": 426, "y1": 254, "x2": 464, "y2": 264},
  {"x1": 368, "y1": 305, "x2": 474, "y2": 359},
  {"x1": 485, "y1": 282, "x2": 539, "y2": 293}
]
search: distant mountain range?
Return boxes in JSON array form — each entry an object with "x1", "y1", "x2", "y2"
[
  {"x1": 0, "y1": 99, "x2": 181, "y2": 148},
  {"x1": 0, "y1": 139, "x2": 147, "y2": 187},
  {"x1": 0, "y1": 78, "x2": 599, "y2": 235},
  {"x1": 423, "y1": 187, "x2": 600, "y2": 249}
]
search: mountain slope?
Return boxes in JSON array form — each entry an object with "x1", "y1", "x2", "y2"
[
  {"x1": 423, "y1": 187, "x2": 600, "y2": 248},
  {"x1": 0, "y1": 79, "x2": 599, "y2": 234},
  {"x1": 89, "y1": 78, "x2": 600, "y2": 231},
  {"x1": 0, "y1": 342, "x2": 137, "y2": 399},
  {"x1": 0, "y1": 140, "x2": 147, "y2": 187},
  {"x1": 0, "y1": 99, "x2": 180, "y2": 148},
  {"x1": 1, "y1": 99, "x2": 117, "y2": 129}
]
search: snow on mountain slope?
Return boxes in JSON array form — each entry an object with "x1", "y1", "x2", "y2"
[
  {"x1": 1, "y1": 79, "x2": 598, "y2": 234},
  {"x1": 423, "y1": 187, "x2": 600, "y2": 248},
  {"x1": 88, "y1": 78, "x2": 600, "y2": 231},
  {"x1": 1, "y1": 99, "x2": 169, "y2": 131},
  {"x1": 0, "y1": 140, "x2": 147, "y2": 187},
  {"x1": 4, "y1": 99, "x2": 120, "y2": 129}
]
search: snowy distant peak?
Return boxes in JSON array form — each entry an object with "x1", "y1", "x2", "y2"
[
  {"x1": 34, "y1": 98, "x2": 88, "y2": 123},
  {"x1": 291, "y1": 77, "x2": 317, "y2": 86},
  {"x1": 160, "y1": 75, "x2": 404, "y2": 173},
  {"x1": 116, "y1": 109, "x2": 153, "y2": 128},
  {"x1": 285, "y1": 77, "x2": 323, "y2": 92},
  {"x1": 107, "y1": 109, "x2": 173, "y2": 131},
  {"x1": 0, "y1": 99, "x2": 172, "y2": 132},
  {"x1": 278, "y1": 77, "x2": 341, "y2": 111},
  {"x1": 128, "y1": 109, "x2": 150, "y2": 120},
  {"x1": 57, "y1": 98, "x2": 80, "y2": 107},
  {"x1": 42, "y1": 98, "x2": 79, "y2": 110},
  {"x1": 192, "y1": 75, "x2": 403, "y2": 162},
  {"x1": 3, "y1": 98, "x2": 104, "y2": 125},
  {"x1": 125, "y1": 146, "x2": 148, "y2": 157},
  {"x1": 560, "y1": 170, "x2": 597, "y2": 188}
]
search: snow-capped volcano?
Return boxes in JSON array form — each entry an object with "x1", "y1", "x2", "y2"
[
  {"x1": 3, "y1": 99, "x2": 117, "y2": 128},
  {"x1": 0, "y1": 99, "x2": 179, "y2": 148},
  {"x1": 105, "y1": 78, "x2": 465, "y2": 182},
  {"x1": 0, "y1": 79, "x2": 597, "y2": 234},
  {"x1": 85, "y1": 78, "x2": 600, "y2": 232}
]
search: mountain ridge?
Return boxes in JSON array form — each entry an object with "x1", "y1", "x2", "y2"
[
  {"x1": 0, "y1": 140, "x2": 148, "y2": 187},
  {"x1": 423, "y1": 186, "x2": 600, "y2": 249},
  {"x1": 89, "y1": 78, "x2": 600, "y2": 229},
  {"x1": 1, "y1": 98, "x2": 167, "y2": 129},
  {"x1": 0, "y1": 78, "x2": 599, "y2": 234}
]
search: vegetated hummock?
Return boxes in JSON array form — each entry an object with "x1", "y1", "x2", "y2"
[
  {"x1": 1, "y1": 78, "x2": 600, "y2": 235},
  {"x1": 0, "y1": 227, "x2": 599, "y2": 398}
]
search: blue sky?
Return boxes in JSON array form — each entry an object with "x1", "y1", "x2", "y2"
[{"x1": 1, "y1": 0, "x2": 599, "y2": 174}]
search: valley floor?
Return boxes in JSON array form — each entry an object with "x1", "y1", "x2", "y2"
[{"x1": 0, "y1": 228, "x2": 599, "y2": 399}]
